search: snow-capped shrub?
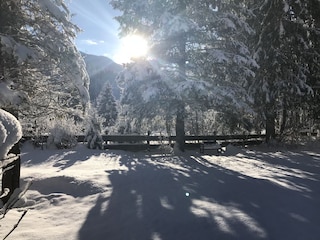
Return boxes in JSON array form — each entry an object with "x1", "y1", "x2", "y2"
[
  {"x1": 47, "y1": 119, "x2": 78, "y2": 149},
  {"x1": 85, "y1": 126, "x2": 104, "y2": 149},
  {"x1": 84, "y1": 108, "x2": 104, "y2": 150}
]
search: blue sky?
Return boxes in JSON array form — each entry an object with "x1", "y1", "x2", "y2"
[{"x1": 68, "y1": 0, "x2": 121, "y2": 61}]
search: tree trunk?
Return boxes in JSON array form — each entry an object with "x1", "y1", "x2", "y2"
[
  {"x1": 174, "y1": 30, "x2": 187, "y2": 152},
  {"x1": 175, "y1": 102, "x2": 185, "y2": 152},
  {"x1": 165, "y1": 115, "x2": 172, "y2": 145},
  {"x1": 265, "y1": 110, "x2": 276, "y2": 143},
  {"x1": 280, "y1": 106, "x2": 287, "y2": 136}
]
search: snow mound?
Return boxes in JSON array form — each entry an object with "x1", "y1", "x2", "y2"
[{"x1": 28, "y1": 176, "x2": 103, "y2": 198}]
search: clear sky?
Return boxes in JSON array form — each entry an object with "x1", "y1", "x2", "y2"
[{"x1": 67, "y1": 0, "x2": 122, "y2": 62}]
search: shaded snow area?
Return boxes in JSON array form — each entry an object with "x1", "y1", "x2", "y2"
[{"x1": 1, "y1": 142, "x2": 320, "y2": 240}]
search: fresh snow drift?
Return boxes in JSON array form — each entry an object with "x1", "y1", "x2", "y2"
[{"x1": 0, "y1": 142, "x2": 319, "y2": 240}]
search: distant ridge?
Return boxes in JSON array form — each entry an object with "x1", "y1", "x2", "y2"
[
  {"x1": 81, "y1": 52, "x2": 122, "y2": 101},
  {"x1": 81, "y1": 52, "x2": 122, "y2": 74}
]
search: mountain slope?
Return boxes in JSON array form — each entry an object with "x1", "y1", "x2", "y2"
[{"x1": 81, "y1": 52, "x2": 122, "y2": 101}]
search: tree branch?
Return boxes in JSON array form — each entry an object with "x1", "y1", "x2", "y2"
[{"x1": 3, "y1": 209, "x2": 28, "y2": 240}]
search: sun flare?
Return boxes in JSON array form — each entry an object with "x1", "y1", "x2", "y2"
[{"x1": 114, "y1": 34, "x2": 149, "y2": 64}]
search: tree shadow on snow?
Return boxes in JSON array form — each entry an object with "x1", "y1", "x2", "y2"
[{"x1": 78, "y1": 151, "x2": 320, "y2": 240}]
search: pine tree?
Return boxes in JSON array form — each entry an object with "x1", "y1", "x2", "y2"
[
  {"x1": 111, "y1": 0, "x2": 256, "y2": 150},
  {"x1": 1, "y1": 0, "x2": 90, "y2": 132},
  {"x1": 190, "y1": 1, "x2": 258, "y2": 132},
  {"x1": 304, "y1": 0, "x2": 320, "y2": 131},
  {"x1": 0, "y1": 0, "x2": 89, "y2": 202},
  {"x1": 96, "y1": 83, "x2": 118, "y2": 129},
  {"x1": 117, "y1": 59, "x2": 175, "y2": 134},
  {"x1": 247, "y1": 0, "x2": 317, "y2": 141}
]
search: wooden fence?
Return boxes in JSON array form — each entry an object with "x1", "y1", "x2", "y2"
[
  {"x1": 24, "y1": 134, "x2": 265, "y2": 151},
  {"x1": 81, "y1": 134, "x2": 265, "y2": 150}
]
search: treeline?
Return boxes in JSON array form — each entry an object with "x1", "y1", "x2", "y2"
[
  {"x1": 110, "y1": 0, "x2": 320, "y2": 151},
  {"x1": 1, "y1": 1, "x2": 320, "y2": 153}
]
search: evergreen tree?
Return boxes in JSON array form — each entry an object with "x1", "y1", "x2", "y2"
[
  {"x1": 111, "y1": 0, "x2": 256, "y2": 150},
  {"x1": 1, "y1": 0, "x2": 90, "y2": 133},
  {"x1": 111, "y1": 0, "x2": 193, "y2": 151},
  {"x1": 0, "y1": 0, "x2": 89, "y2": 202},
  {"x1": 304, "y1": 0, "x2": 320, "y2": 131},
  {"x1": 117, "y1": 59, "x2": 175, "y2": 134},
  {"x1": 247, "y1": 0, "x2": 317, "y2": 141},
  {"x1": 190, "y1": 1, "x2": 258, "y2": 133},
  {"x1": 96, "y1": 83, "x2": 118, "y2": 129}
]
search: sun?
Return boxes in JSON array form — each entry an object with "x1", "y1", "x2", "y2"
[{"x1": 114, "y1": 34, "x2": 149, "y2": 64}]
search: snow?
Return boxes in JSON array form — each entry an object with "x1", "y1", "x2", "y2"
[
  {"x1": 0, "y1": 35, "x2": 36, "y2": 65},
  {"x1": 159, "y1": 12, "x2": 196, "y2": 37},
  {"x1": 220, "y1": 17, "x2": 236, "y2": 31},
  {"x1": 0, "y1": 82, "x2": 23, "y2": 107},
  {"x1": 0, "y1": 109, "x2": 22, "y2": 162},
  {"x1": 283, "y1": 1, "x2": 290, "y2": 13},
  {"x1": 209, "y1": 49, "x2": 229, "y2": 63},
  {"x1": 38, "y1": 0, "x2": 68, "y2": 22},
  {"x1": 1, "y1": 142, "x2": 320, "y2": 239}
]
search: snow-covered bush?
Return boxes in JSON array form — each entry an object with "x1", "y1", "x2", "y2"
[
  {"x1": 85, "y1": 108, "x2": 104, "y2": 150},
  {"x1": 96, "y1": 83, "x2": 118, "y2": 129},
  {"x1": 46, "y1": 119, "x2": 78, "y2": 149}
]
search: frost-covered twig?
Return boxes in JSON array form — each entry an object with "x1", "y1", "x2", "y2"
[{"x1": 2, "y1": 209, "x2": 28, "y2": 240}]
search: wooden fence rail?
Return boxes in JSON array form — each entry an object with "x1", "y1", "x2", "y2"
[
  {"x1": 101, "y1": 134, "x2": 266, "y2": 144},
  {"x1": 23, "y1": 134, "x2": 265, "y2": 150}
]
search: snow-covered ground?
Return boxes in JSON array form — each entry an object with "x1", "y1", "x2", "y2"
[{"x1": 1, "y1": 142, "x2": 320, "y2": 240}]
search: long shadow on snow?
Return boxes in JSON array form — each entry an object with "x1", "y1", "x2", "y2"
[
  {"x1": 238, "y1": 148, "x2": 320, "y2": 199},
  {"x1": 78, "y1": 151, "x2": 320, "y2": 240},
  {"x1": 247, "y1": 145, "x2": 320, "y2": 173},
  {"x1": 196, "y1": 154, "x2": 320, "y2": 240}
]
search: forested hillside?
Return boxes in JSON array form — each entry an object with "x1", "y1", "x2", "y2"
[{"x1": 81, "y1": 53, "x2": 122, "y2": 101}]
